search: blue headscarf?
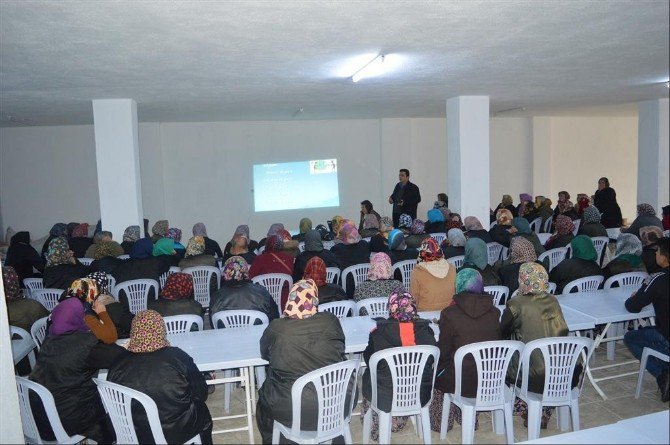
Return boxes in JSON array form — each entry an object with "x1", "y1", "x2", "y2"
[
  {"x1": 512, "y1": 217, "x2": 532, "y2": 235},
  {"x1": 388, "y1": 229, "x2": 406, "y2": 251},
  {"x1": 130, "y1": 238, "x2": 154, "y2": 260},
  {"x1": 427, "y1": 209, "x2": 445, "y2": 223},
  {"x1": 464, "y1": 238, "x2": 488, "y2": 270}
]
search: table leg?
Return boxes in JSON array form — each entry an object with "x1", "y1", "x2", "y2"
[
  {"x1": 242, "y1": 367, "x2": 255, "y2": 444},
  {"x1": 250, "y1": 366, "x2": 257, "y2": 412}
]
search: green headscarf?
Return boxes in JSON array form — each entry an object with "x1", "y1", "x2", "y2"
[
  {"x1": 512, "y1": 217, "x2": 532, "y2": 235},
  {"x1": 463, "y1": 238, "x2": 488, "y2": 270},
  {"x1": 570, "y1": 235, "x2": 598, "y2": 262},
  {"x1": 299, "y1": 218, "x2": 313, "y2": 234},
  {"x1": 455, "y1": 268, "x2": 484, "y2": 294},
  {"x1": 152, "y1": 238, "x2": 176, "y2": 256}
]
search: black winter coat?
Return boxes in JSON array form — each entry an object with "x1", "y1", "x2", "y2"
[
  {"x1": 578, "y1": 222, "x2": 608, "y2": 239},
  {"x1": 549, "y1": 258, "x2": 603, "y2": 294},
  {"x1": 489, "y1": 225, "x2": 513, "y2": 247},
  {"x1": 331, "y1": 241, "x2": 371, "y2": 296},
  {"x1": 149, "y1": 298, "x2": 205, "y2": 319},
  {"x1": 89, "y1": 256, "x2": 124, "y2": 275},
  {"x1": 5, "y1": 232, "x2": 45, "y2": 284},
  {"x1": 466, "y1": 229, "x2": 493, "y2": 244},
  {"x1": 593, "y1": 187, "x2": 623, "y2": 228},
  {"x1": 203, "y1": 237, "x2": 224, "y2": 258},
  {"x1": 68, "y1": 237, "x2": 93, "y2": 258},
  {"x1": 105, "y1": 302, "x2": 134, "y2": 338},
  {"x1": 317, "y1": 283, "x2": 348, "y2": 304},
  {"x1": 43, "y1": 263, "x2": 89, "y2": 290},
  {"x1": 209, "y1": 281, "x2": 279, "y2": 327}
]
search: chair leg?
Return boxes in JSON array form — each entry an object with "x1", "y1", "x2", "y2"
[
  {"x1": 362, "y1": 409, "x2": 371, "y2": 444},
  {"x1": 378, "y1": 412, "x2": 391, "y2": 445},
  {"x1": 255, "y1": 366, "x2": 266, "y2": 389},
  {"x1": 636, "y1": 349, "x2": 651, "y2": 399},
  {"x1": 557, "y1": 405, "x2": 571, "y2": 431},
  {"x1": 223, "y1": 369, "x2": 234, "y2": 413},
  {"x1": 492, "y1": 409, "x2": 505, "y2": 435},
  {"x1": 439, "y1": 395, "x2": 451, "y2": 440},
  {"x1": 461, "y1": 406, "x2": 476, "y2": 444},
  {"x1": 570, "y1": 400, "x2": 580, "y2": 432},
  {"x1": 420, "y1": 407, "x2": 432, "y2": 445},
  {"x1": 526, "y1": 400, "x2": 542, "y2": 441},
  {"x1": 410, "y1": 414, "x2": 420, "y2": 439},
  {"x1": 272, "y1": 422, "x2": 280, "y2": 444},
  {"x1": 343, "y1": 425, "x2": 353, "y2": 444},
  {"x1": 504, "y1": 403, "x2": 514, "y2": 444}
]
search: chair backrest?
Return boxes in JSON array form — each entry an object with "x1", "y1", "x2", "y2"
[
  {"x1": 16, "y1": 376, "x2": 84, "y2": 444},
  {"x1": 326, "y1": 267, "x2": 341, "y2": 284},
  {"x1": 30, "y1": 316, "x2": 49, "y2": 351},
  {"x1": 159, "y1": 266, "x2": 181, "y2": 289},
  {"x1": 323, "y1": 240, "x2": 335, "y2": 250},
  {"x1": 182, "y1": 266, "x2": 221, "y2": 309},
  {"x1": 572, "y1": 219, "x2": 581, "y2": 236},
  {"x1": 562, "y1": 275, "x2": 604, "y2": 295},
  {"x1": 429, "y1": 232, "x2": 447, "y2": 245},
  {"x1": 529, "y1": 217, "x2": 543, "y2": 234},
  {"x1": 32, "y1": 288, "x2": 64, "y2": 312},
  {"x1": 211, "y1": 309, "x2": 269, "y2": 329},
  {"x1": 298, "y1": 242, "x2": 305, "y2": 253},
  {"x1": 484, "y1": 286, "x2": 509, "y2": 306},
  {"x1": 362, "y1": 237, "x2": 372, "y2": 243},
  {"x1": 106, "y1": 274, "x2": 117, "y2": 294},
  {"x1": 536, "y1": 233, "x2": 552, "y2": 246},
  {"x1": 320, "y1": 301, "x2": 357, "y2": 318},
  {"x1": 603, "y1": 271, "x2": 648, "y2": 290},
  {"x1": 256, "y1": 245, "x2": 266, "y2": 255},
  {"x1": 287, "y1": 360, "x2": 360, "y2": 440},
  {"x1": 113, "y1": 279, "x2": 159, "y2": 314},
  {"x1": 518, "y1": 337, "x2": 593, "y2": 402},
  {"x1": 490, "y1": 221, "x2": 497, "y2": 229},
  {"x1": 447, "y1": 255, "x2": 464, "y2": 269},
  {"x1": 341, "y1": 263, "x2": 370, "y2": 294},
  {"x1": 486, "y1": 242, "x2": 503, "y2": 266},
  {"x1": 590, "y1": 236, "x2": 609, "y2": 266},
  {"x1": 357, "y1": 297, "x2": 389, "y2": 317},
  {"x1": 368, "y1": 345, "x2": 440, "y2": 415},
  {"x1": 537, "y1": 247, "x2": 568, "y2": 272},
  {"x1": 23, "y1": 278, "x2": 43, "y2": 299},
  {"x1": 78, "y1": 257, "x2": 94, "y2": 266},
  {"x1": 93, "y1": 378, "x2": 168, "y2": 444},
  {"x1": 251, "y1": 273, "x2": 293, "y2": 312},
  {"x1": 453, "y1": 340, "x2": 524, "y2": 408},
  {"x1": 664, "y1": 229, "x2": 669, "y2": 238},
  {"x1": 542, "y1": 217, "x2": 553, "y2": 234},
  {"x1": 393, "y1": 259, "x2": 416, "y2": 287},
  {"x1": 548, "y1": 282, "x2": 557, "y2": 294},
  {"x1": 117, "y1": 254, "x2": 130, "y2": 260},
  {"x1": 162, "y1": 314, "x2": 203, "y2": 334},
  {"x1": 500, "y1": 246, "x2": 509, "y2": 260}
]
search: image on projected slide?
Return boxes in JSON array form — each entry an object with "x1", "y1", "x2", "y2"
[{"x1": 253, "y1": 159, "x2": 340, "y2": 212}]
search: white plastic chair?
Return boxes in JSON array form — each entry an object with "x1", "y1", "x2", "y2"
[
  {"x1": 273, "y1": 359, "x2": 360, "y2": 444},
  {"x1": 500, "y1": 246, "x2": 509, "y2": 260},
  {"x1": 572, "y1": 219, "x2": 581, "y2": 236},
  {"x1": 298, "y1": 242, "x2": 305, "y2": 253},
  {"x1": 93, "y1": 378, "x2": 201, "y2": 444},
  {"x1": 363, "y1": 345, "x2": 440, "y2": 445},
  {"x1": 562, "y1": 275, "x2": 604, "y2": 294},
  {"x1": 447, "y1": 255, "x2": 464, "y2": 269},
  {"x1": 430, "y1": 232, "x2": 447, "y2": 245},
  {"x1": 30, "y1": 316, "x2": 49, "y2": 351},
  {"x1": 603, "y1": 271, "x2": 648, "y2": 290},
  {"x1": 393, "y1": 259, "x2": 416, "y2": 287},
  {"x1": 357, "y1": 297, "x2": 389, "y2": 317},
  {"x1": 484, "y1": 286, "x2": 509, "y2": 306},
  {"x1": 529, "y1": 217, "x2": 543, "y2": 234},
  {"x1": 441, "y1": 340, "x2": 524, "y2": 444},
  {"x1": 182, "y1": 266, "x2": 221, "y2": 309},
  {"x1": 515, "y1": 337, "x2": 594, "y2": 440},
  {"x1": 10, "y1": 326, "x2": 36, "y2": 369},
  {"x1": 490, "y1": 221, "x2": 497, "y2": 230},
  {"x1": 323, "y1": 241, "x2": 335, "y2": 250},
  {"x1": 23, "y1": 277, "x2": 43, "y2": 299},
  {"x1": 486, "y1": 242, "x2": 504, "y2": 266},
  {"x1": 320, "y1": 300, "x2": 357, "y2": 318},
  {"x1": 106, "y1": 274, "x2": 117, "y2": 294},
  {"x1": 113, "y1": 279, "x2": 159, "y2": 314},
  {"x1": 548, "y1": 282, "x2": 557, "y2": 294},
  {"x1": 117, "y1": 254, "x2": 130, "y2": 260},
  {"x1": 78, "y1": 257, "x2": 94, "y2": 266},
  {"x1": 159, "y1": 266, "x2": 181, "y2": 289},
  {"x1": 251, "y1": 273, "x2": 293, "y2": 313},
  {"x1": 256, "y1": 245, "x2": 266, "y2": 255},
  {"x1": 32, "y1": 288, "x2": 64, "y2": 312},
  {"x1": 589, "y1": 236, "x2": 609, "y2": 266},
  {"x1": 341, "y1": 263, "x2": 370, "y2": 295},
  {"x1": 542, "y1": 218, "x2": 553, "y2": 234},
  {"x1": 538, "y1": 247, "x2": 568, "y2": 272},
  {"x1": 635, "y1": 347, "x2": 670, "y2": 398},
  {"x1": 326, "y1": 267, "x2": 341, "y2": 284},
  {"x1": 163, "y1": 314, "x2": 203, "y2": 334},
  {"x1": 16, "y1": 376, "x2": 86, "y2": 444},
  {"x1": 536, "y1": 233, "x2": 552, "y2": 246}
]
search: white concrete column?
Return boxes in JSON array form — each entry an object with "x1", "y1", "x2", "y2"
[
  {"x1": 447, "y1": 96, "x2": 490, "y2": 225},
  {"x1": 0, "y1": 273, "x2": 24, "y2": 443},
  {"x1": 92, "y1": 99, "x2": 144, "y2": 240},
  {"x1": 532, "y1": 117, "x2": 552, "y2": 198},
  {"x1": 637, "y1": 98, "x2": 669, "y2": 213}
]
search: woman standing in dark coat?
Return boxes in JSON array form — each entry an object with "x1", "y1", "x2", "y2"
[
  {"x1": 256, "y1": 280, "x2": 347, "y2": 443},
  {"x1": 292, "y1": 229, "x2": 339, "y2": 282},
  {"x1": 42, "y1": 237, "x2": 89, "y2": 290},
  {"x1": 549, "y1": 236, "x2": 602, "y2": 294},
  {"x1": 593, "y1": 177, "x2": 623, "y2": 228},
  {"x1": 5, "y1": 231, "x2": 44, "y2": 284},
  {"x1": 108, "y1": 310, "x2": 213, "y2": 444}
]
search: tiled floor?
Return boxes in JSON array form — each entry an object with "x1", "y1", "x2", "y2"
[{"x1": 208, "y1": 342, "x2": 669, "y2": 444}]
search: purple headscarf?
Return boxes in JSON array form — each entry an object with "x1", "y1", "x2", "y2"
[
  {"x1": 192, "y1": 222, "x2": 208, "y2": 237},
  {"x1": 48, "y1": 298, "x2": 90, "y2": 336}
]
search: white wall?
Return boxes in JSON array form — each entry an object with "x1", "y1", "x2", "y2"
[{"x1": 490, "y1": 117, "x2": 533, "y2": 208}]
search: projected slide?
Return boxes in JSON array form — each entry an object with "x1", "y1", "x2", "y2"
[{"x1": 253, "y1": 159, "x2": 340, "y2": 212}]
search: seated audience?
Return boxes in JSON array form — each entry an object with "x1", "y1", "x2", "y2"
[
  {"x1": 425, "y1": 208, "x2": 446, "y2": 234},
  {"x1": 387, "y1": 228, "x2": 419, "y2": 264},
  {"x1": 492, "y1": 194, "x2": 518, "y2": 221},
  {"x1": 603, "y1": 233, "x2": 647, "y2": 279},
  {"x1": 151, "y1": 219, "x2": 169, "y2": 243},
  {"x1": 578, "y1": 205, "x2": 609, "y2": 238},
  {"x1": 223, "y1": 224, "x2": 259, "y2": 256},
  {"x1": 441, "y1": 228, "x2": 466, "y2": 259},
  {"x1": 369, "y1": 216, "x2": 393, "y2": 253},
  {"x1": 42, "y1": 237, "x2": 89, "y2": 290},
  {"x1": 354, "y1": 252, "x2": 404, "y2": 302},
  {"x1": 490, "y1": 209, "x2": 515, "y2": 247},
  {"x1": 221, "y1": 233, "x2": 257, "y2": 265},
  {"x1": 550, "y1": 235, "x2": 603, "y2": 294},
  {"x1": 624, "y1": 203, "x2": 663, "y2": 239},
  {"x1": 3, "y1": 266, "x2": 49, "y2": 332},
  {"x1": 498, "y1": 237, "x2": 538, "y2": 295},
  {"x1": 108, "y1": 310, "x2": 213, "y2": 444},
  {"x1": 120, "y1": 225, "x2": 141, "y2": 254},
  {"x1": 89, "y1": 240, "x2": 124, "y2": 274},
  {"x1": 405, "y1": 218, "x2": 430, "y2": 248},
  {"x1": 292, "y1": 229, "x2": 338, "y2": 282},
  {"x1": 69, "y1": 223, "x2": 94, "y2": 258},
  {"x1": 83, "y1": 230, "x2": 110, "y2": 259},
  {"x1": 257, "y1": 222, "x2": 285, "y2": 249},
  {"x1": 512, "y1": 217, "x2": 545, "y2": 256},
  {"x1": 460, "y1": 238, "x2": 502, "y2": 286},
  {"x1": 463, "y1": 216, "x2": 493, "y2": 243},
  {"x1": 178, "y1": 236, "x2": 217, "y2": 269},
  {"x1": 410, "y1": 237, "x2": 456, "y2": 310},
  {"x1": 331, "y1": 223, "x2": 370, "y2": 296},
  {"x1": 303, "y1": 256, "x2": 347, "y2": 304},
  {"x1": 149, "y1": 272, "x2": 205, "y2": 319},
  {"x1": 249, "y1": 234, "x2": 295, "y2": 309},
  {"x1": 358, "y1": 200, "x2": 382, "y2": 236},
  {"x1": 152, "y1": 237, "x2": 181, "y2": 269},
  {"x1": 361, "y1": 213, "x2": 381, "y2": 238},
  {"x1": 575, "y1": 193, "x2": 591, "y2": 217},
  {"x1": 553, "y1": 191, "x2": 577, "y2": 221},
  {"x1": 167, "y1": 227, "x2": 186, "y2": 257},
  {"x1": 292, "y1": 217, "x2": 313, "y2": 242},
  {"x1": 41, "y1": 223, "x2": 67, "y2": 259},
  {"x1": 278, "y1": 228, "x2": 301, "y2": 258},
  {"x1": 640, "y1": 226, "x2": 665, "y2": 274},
  {"x1": 86, "y1": 272, "x2": 134, "y2": 339},
  {"x1": 5, "y1": 231, "x2": 44, "y2": 284},
  {"x1": 517, "y1": 193, "x2": 534, "y2": 219},
  {"x1": 544, "y1": 215, "x2": 575, "y2": 250}
]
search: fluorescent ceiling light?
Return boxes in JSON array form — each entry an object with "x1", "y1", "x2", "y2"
[{"x1": 352, "y1": 54, "x2": 385, "y2": 82}]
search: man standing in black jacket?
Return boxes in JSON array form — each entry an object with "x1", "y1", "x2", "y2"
[
  {"x1": 624, "y1": 237, "x2": 669, "y2": 402},
  {"x1": 389, "y1": 168, "x2": 421, "y2": 227}
]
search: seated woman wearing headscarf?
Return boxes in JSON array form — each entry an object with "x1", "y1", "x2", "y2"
[
  {"x1": 292, "y1": 229, "x2": 338, "y2": 282},
  {"x1": 575, "y1": 193, "x2": 590, "y2": 216},
  {"x1": 303, "y1": 256, "x2": 347, "y2": 304},
  {"x1": 121, "y1": 225, "x2": 141, "y2": 254},
  {"x1": 603, "y1": 233, "x2": 647, "y2": 279},
  {"x1": 224, "y1": 225, "x2": 259, "y2": 256},
  {"x1": 150, "y1": 219, "x2": 169, "y2": 243},
  {"x1": 544, "y1": 215, "x2": 575, "y2": 250},
  {"x1": 360, "y1": 289, "x2": 436, "y2": 441},
  {"x1": 410, "y1": 238, "x2": 457, "y2": 311},
  {"x1": 624, "y1": 203, "x2": 664, "y2": 239},
  {"x1": 210, "y1": 256, "x2": 279, "y2": 326},
  {"x1": 41, "y1": 223, "x2": 67, "y2": 259},
  {"x1": 492, "y1": 195, "x2": 518, "y2": 222},
  {"x1": 405, "y1": 218, "x2": 430, "y2": 248},
  {"x1": 108, "y1": 310, "x2": 213, "y2": 444},
  {"x1": 86, "y1": 272, "x2": 134, "y2": 339},
  {"x1": 512, "y1": 217, "x2": 545, "y2": 256},
  {"x1": 5, "y1": 231, "x2": 45, "y2": 284},
  {"x1": 178, "y1": 236, "x2": 217, "y2": 269},
  {"x1": 549, "y1": 235, "x2": 603, "y2": 294},
  {"x1": 441, "y1": 228, "x2": 467, "y2": 259},
  {"x1": 42, "y1": 237, "x2": 89, "y2": 290},
  {"x1": 640, "y1": 226, "x2": 665, "y2": 274},
  {"x1": 517, "y1": 193, "x2": 534, "y2": 220},
  {"x1": 331, "y1": 223, "x2": 371, "y2": 297},
  {"x1": 463, "y1": 216, "x2": 492, "y2": 243},
  {"x1": 354, "y1": 252, "x2": 404, "y2": 302},
  {"x1": 553, "y1": 191, "x2": 577, "y2": 222},
  {"x1": 430, "y1": 269, "x2": 502, "y2": 433},
  {"x1": 578, "y1": 205, "x2": 608, "y2": 238},
  {"x1": 257, "y1": 223, "x2": 285, "y2": 249},
  {"x1": 60, "y1": 277, "x2": 121, "y2": 344},
  {"x1": 30, "y1": 297, "x2": 128, "y2": 443},
  {"x1": 490, "y1": 209, "x2": 515, "y2": 247},
  {"x1": 222, "y1": 233, "x2": 257, "y2": 265},
  {"x1": 497, "y1": 237, "x2": 539, "y2": 295},
  {"x1": 360, "y1": 213, "x2": 381, "y2": 238},
  {"x1": 83, "y1": 229, "x2": 111, "y2": 259},
  {"x1": 166, "y1": 227, "x2": 186, "y2": 258},
  {"x1": 460, "y1": 238, "x2": 502, "y2": 286},
  {"x1": 112, "y1": 238, "x2": 168, "y2": 287},
  {"x1": 249, "y1": 234, "x2": 295, "y2": 309},
  {"x1": 153, "y1": 237, "x2": 181, "y2": 269},
  {"x1": 3, "y1": 266, "x2": 49, "y2": 332},
  {"x1": 89, "y1": 240, "x2": 125, "y2": 275},
  {"x1": 277, "y1": 229, "x2": 300, "y2": 258},
  {"x1": 256, "y1": 280, "x2": 347, "y2": 444},
  {"x1": 191, "y1": 222, "x2": 223, "y2": 259},
  {"x1": 387, "y1": 228, "x2": 420, "y2": 265},
  {"x1": 149, "y1": 272, "x2": 204, "y2": 319},
  {"x1": 69, "y1": 223, "x2": 93, "y2": 258},
  {"x1": 425, "y1": 208, "x2": 447, "y2": 234},
  {"x1": 369, "y1": 216, "x2": 394, "y2": 253},
  {"x1": 329, "y1": 216, "x2": 345, "y2": 243},
  {"x1": 292, "y1": 217, "x2": 313, "y2": 242}
]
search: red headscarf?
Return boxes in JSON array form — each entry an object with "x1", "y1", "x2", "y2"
[
  {"x1": 160, "y1": 272, "x2": 194, "y2": 300},
  {"x1": 304, "y1": 256, "x2": 327, "y2": 287}
]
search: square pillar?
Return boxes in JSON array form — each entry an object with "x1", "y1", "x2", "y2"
[{"x1": 637, "y1": 98, "x2": 669, "y2": 213}]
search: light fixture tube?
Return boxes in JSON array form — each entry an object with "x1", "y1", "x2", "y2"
[{"x1": 352, "y1": 54, "x2": 385, "y2": 83}]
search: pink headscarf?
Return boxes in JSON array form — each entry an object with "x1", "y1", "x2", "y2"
[{"x1": 368, "y1": 252, "x2": 394, "y2": 281}]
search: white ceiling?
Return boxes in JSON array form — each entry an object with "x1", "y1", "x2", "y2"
[{"x1": 1, "y1": 0, "x2": 668, "y2": 126}]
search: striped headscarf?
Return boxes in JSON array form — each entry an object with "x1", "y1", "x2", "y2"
[{"x1": 127, "y1": 310, "x2": 170, "y2": 353}]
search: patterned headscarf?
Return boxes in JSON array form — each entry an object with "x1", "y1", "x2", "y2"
[
  {"x1": 66, "y1": 278, "x2": 100, "y2": 304},
  {"x1": 66, "y1": 223, "x2": 79, "y2": 238},
  {"x1": 160, "y1": 272, "x2": 194, "y2": 300},
  {"x1": 49, "y1": 223, "x2": 67, "y2": 237},
  {"x1": 278, "y1": 229, "x2": 293, "y2": 242},
  {"x1": 369, "y1": 252, "x2": 394, "y2": 281},
  {"x1": 339, "y1": 222, "x2": 362, "y2": 245},
  {"x1": 46, "y1": 237, "x2": 71, "y2": 267},
  {"x1": 418, "y1": 237, "x2": 444, "y2": 263},
  {"x1": 267, "y1": 223, "x2": 285, "y2": 237},
  {"x1": 222, "y1": 256, "x2": 250, "y2": 282},
  {"x1": 512, "y1": 217, "x2": 532, "y2": 235},
  {"x1": 410, "y1": 219, "x2": 425, "y2": 235},
  {"x1": 94, "y1": 241, "x2": 124, "y2": 259},
  {"x1": 388, "y1": 229, "x2": 407, "y2": 250},
  {"x1": 123, "y1": 225, "x2": 141, "y2": 242},
  {"x1": 185, "y1": 236, "x2": 206, "y2": 257},
  {"x1": 127, "y1": 310, "x2": 170, "y2": 353},
  {"x1": 496, "y1": 209, "x2": 513, "y2": 226},
  {"x1": 379, "y1": 216, "x2": 394, "y2": 233},
  {"x1": 456, "y1": 268, "x2": 484, "y2": 294},
  {"x1": 152, "y1": 220, "x2": 169, "y2": 237},
  {"x1": 71, "y1": 223, "x2": 89, "y2": 238},
  {"x1": 501, "y1": 195, "x2": 513, "y2": 207},
  {"x1": 130, "y1": 238, "x2": 154, "y2": 260},
  {"x1": 166, "y1": 228, "x2": 183, "y2": 243},
  {"x1": 265, "y1": 234, "x2": 284, "y2": 253},
  {"x1": 464, "y1": 238, "x2": 488, "y2": 270},
  {"x1": 447, "y1": 228, "x2": 467, "y2": 247},
  {"x1": 615, "y1": 233, "x2": 643, "y2": 257},
  {"x1": 363, "y1": 214, "x2": 380, "y2": 230},
  {"x1": 299, "y1": 218, "x2": 313, "y2": 234},
  {"x1": 234, "y1": 225, "x2": 250, "y2": 239},
  {"x1": 283, "y1": 279, "x2": 319, "y2": 319},
  {"x1": 192, "y1": 222, "x2": 208, "y2": 237},
  {"x1": 2, "y1": 266, "x2": 22, "y2": 300},
  {"x1": 640, "y1": 226, "x2": 664, "y2": 247},
  {"x1": 576, "y1": 194, "x2": 591, "y2": 214},
  {"x1": 570, "y1": 235, "x2": 598, "y2": 262},
  {"x1": 637, "y1": 203, "x2": 656, "y2": 217},
  {"x1": 464, "y1": 216, "x2": 484, "y2": 231},
  {"x1": 518, "y1": 262, "x2": 549, "y2": 295},
  {"x1": 554, "y1": 215, "x2": 576, "y2": 236},
  {"x1": 152, "y1": 238, "x2": 176, "y2": 256},
  {"x1": 582, "y1": 206, "x2": 602, "y2": 224},
  {"x1": 427, "y1": 209, "x2": 445, "y2": 223},
  {"x1": 388, "y1": 289, "x2": 417, "y2": 322},
  {"x1": 304, "y1": 257, "x2": 327, "y2": 287},
  {"x1": 509, "y1": 237, "x2": 537, "y2": 264},
  {"x1": 86, "y1": 271, "x2": 110, "y2": 294},
  {"x1": 48, "y1": 298, "x2": 90, "y2": 336},
  {"x1": 557, "y1": 191, "x2": 574, "y2": 214},
  {"x1": 399, "y1": 214, "x2": 413, "y2": 229}
]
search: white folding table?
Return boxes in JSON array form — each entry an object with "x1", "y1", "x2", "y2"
[
  {"x1": 517, "y1": 422, "x2": 652, "y2": 444},
  {"x1": 616, "y1": 410, "x2": 669, "y2": 444}
]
